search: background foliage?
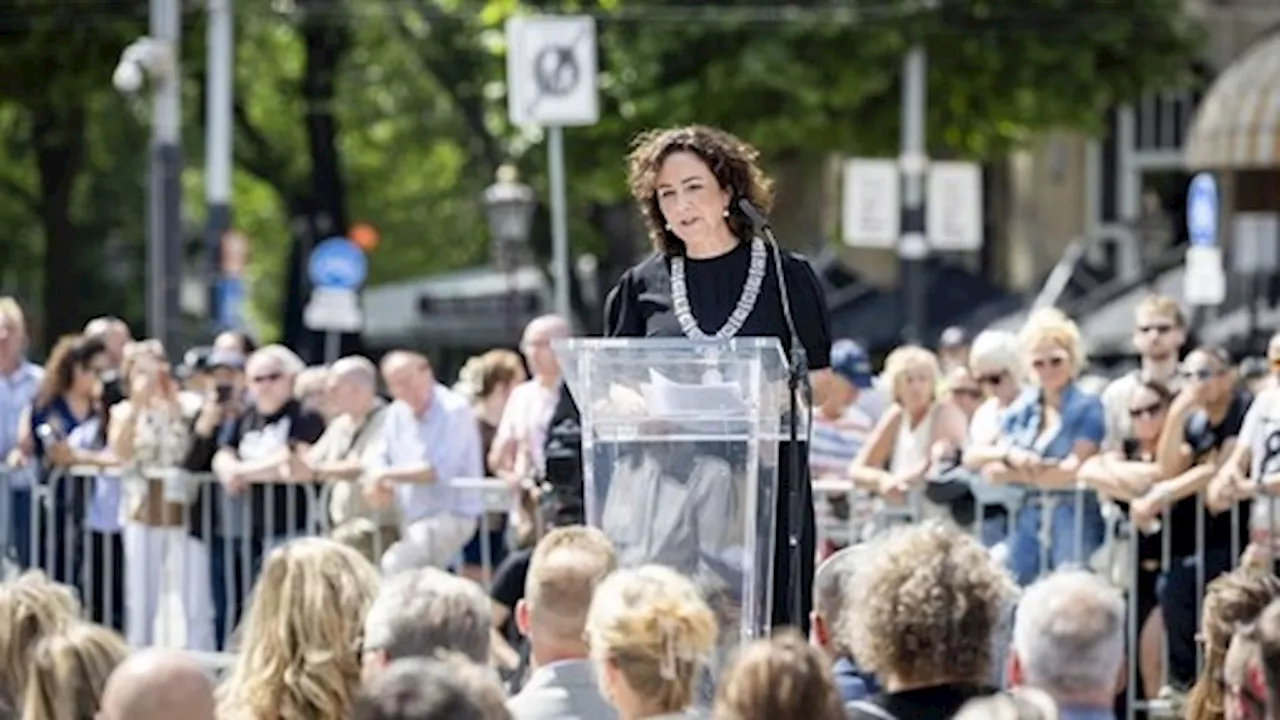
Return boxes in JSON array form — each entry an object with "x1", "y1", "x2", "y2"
[{"x1": 0, "y1": 0, "x2": 1199, "y2": 348}]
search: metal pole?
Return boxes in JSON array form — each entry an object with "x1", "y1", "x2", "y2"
[
  {"x1": 324, "y1": 331, "x2": 340, "y2": 364},
  {"x1": 206, "y1": 0, "x2": 234, "y2": 329},
  {"x1": 899, "y1": 44, "x2": 929, "y2": 345},
  {"x1": 149, "y1": 0, "x2": 182, "y2": 349},
  {"x1": 547, "y1": 126, "x2": 571, "y2": 321}
]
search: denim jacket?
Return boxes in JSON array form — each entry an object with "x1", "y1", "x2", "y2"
[{"x1": 1000, "y1": 382, "x2": 1105, "y2": 464}]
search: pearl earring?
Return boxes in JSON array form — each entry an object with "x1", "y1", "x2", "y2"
[
  {"x1": 723, "y1": 208, "x2": 730, "y2": 217},
  {"x1": 665, "y1": 223, "x2": 672, "y2": 230}
]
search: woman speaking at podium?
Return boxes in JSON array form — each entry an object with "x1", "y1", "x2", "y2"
[{"x1": 603, "y1": 124, "x2": 833, "y2": 630}]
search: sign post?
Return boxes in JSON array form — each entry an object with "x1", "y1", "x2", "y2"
[
  {"x1": 304, "y1": 236, "x2": 367, "y2": 363},
  {"x1": 506, "y1": 15, "x2": 598, "y2": 322},
  {"x1": 1183, "y1": 172, "x2": 1225, "y2": 307}
]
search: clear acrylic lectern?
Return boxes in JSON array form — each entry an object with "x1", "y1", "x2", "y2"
[{"x1": 553, "y1": 337, "x2": 798, "y2": 654}]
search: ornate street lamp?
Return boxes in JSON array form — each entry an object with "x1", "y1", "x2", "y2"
[{"x1": 482, "y1": 164, "x2": 537, "y2": 341}]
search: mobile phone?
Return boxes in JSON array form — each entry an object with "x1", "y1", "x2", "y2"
[{"x1": 215, "y1": 384, "x2": 233, "y2": 403}]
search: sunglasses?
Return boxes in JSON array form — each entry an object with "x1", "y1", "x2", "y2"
[
  {"x1": 1129, "y1": 403, "x2": 1164, "y2": 419},
  {"x1": 250, "y1": 372, "x2": 284, "y2": 384},
  {"x1": 1031, "y1": 356, "x2": 1067, "y2": 371},
  {"x1": 951, "y1": 387, "x2": 983, "y2": 399},
  {"x1": 976, "y1": 372, "x2": 1007, "y2": 386},
  {"x1": 1270, "y1": 357, "x2": 1280, "y2": 370}
]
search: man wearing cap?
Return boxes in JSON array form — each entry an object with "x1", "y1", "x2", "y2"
[
  {"x1": 938, "y1": 325, "x2": 971, "y2": 374},
  {"x1": 812, "y1": 340, "x2": 880, "y2": 554}
]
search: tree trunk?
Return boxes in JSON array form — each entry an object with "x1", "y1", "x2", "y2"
[
  {"x1": 283, "y1": 2, "x2": 352, "y2": 359},
  {"x1": 31, "y1": 100, "x2": 86, "y2": 344}
]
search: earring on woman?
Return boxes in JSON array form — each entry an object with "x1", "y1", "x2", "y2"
[
  {"x1": 665, "y1": 223, "x2": 673, "y2": 230},
  {"x1": 722, "y1": 208, "x2": 729, "y2": 217}
]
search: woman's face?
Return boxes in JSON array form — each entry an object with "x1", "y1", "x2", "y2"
[
  {"x1": 972, "y1": 362, "x2": 1013, "y2": 402},
  {"x1": 1128, "y1": 386, "x2": 1167, "y2": 443},
  {"x1": 73, "y1": 351, "x2": 111, "y2": 397},
  {"x1": 896, "y1": 362, "x2": 935, "y2": 411},
  {"x1": 1028, "y1": 339, "x2": 1073, "y2": 392},
  {"x1": 654, "y1": 151, "x2": 732, "y2": 248}
]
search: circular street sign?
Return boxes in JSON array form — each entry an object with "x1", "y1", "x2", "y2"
[
  {"x1": 534, "y1": 45, "x2": 580, "y2": 97},
  {"x1": 1187, "y1": 173, "x2": 1218, "y2": 248},
  {"x1": 308, "y1": 237, "x2": 368, "y2": 290}
]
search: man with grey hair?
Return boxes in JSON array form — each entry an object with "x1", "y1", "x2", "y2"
[
  {"x1": 291, "y1": 355, "x2": 399, "y2": 557},
  {"x1": 1009, "y1": 570, "x2": 1125, "y2": 720},
  {"x1": 362, "y1": 566, "x2": 491, "y2": 681},
  {"x1": 356, "y1": 656, "x2": 511, "y2": 720},
  {"x1": 811, "y1": 545, "x2": 874, "y2": 703}
]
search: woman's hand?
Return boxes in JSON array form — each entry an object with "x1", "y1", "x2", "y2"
[{"x1": 1005, "y1": 447, "x2": 1042, "y2": 471}]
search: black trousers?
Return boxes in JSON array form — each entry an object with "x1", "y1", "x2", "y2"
[{"x1": 771, "y1": 448, "x2": 816, "y2": 633}]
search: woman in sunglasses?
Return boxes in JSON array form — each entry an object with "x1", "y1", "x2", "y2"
[{"x1": 967, "y1": 308, "x2": 1105, "y2": 587}]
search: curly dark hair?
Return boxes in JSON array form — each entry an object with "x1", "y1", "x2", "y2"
[{"x1": 626, "y1": 125, "x2": 774, "y2": 256}]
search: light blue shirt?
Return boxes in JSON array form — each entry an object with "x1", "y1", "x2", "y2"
[
  {"x1": 1000, "y1": 382, "x2": 1106, "y2": 463},
  {"x1": 67, "y1": 418, "x2": 122, "y2": 534},
  {"x1": 0, "y1": 361, "x2": 42, "y2": 489},
  {"x1": 366, "y1": 383, "x2": 484, "y2": 521}
]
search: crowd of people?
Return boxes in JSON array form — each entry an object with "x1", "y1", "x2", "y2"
[{"x1": 0, "y1": 123, "x2": 1279, "y2": 719}]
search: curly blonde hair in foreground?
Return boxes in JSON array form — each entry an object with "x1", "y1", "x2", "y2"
[
  {"x1": 218, "y1": 537, "x2": 381, "y2": 720},
  {"x1": 848, "y1": 522, "x2": 1015, "y2": 686},
  {"x1": 586, "y1": 564, "x2": 718, "y2": 714}
]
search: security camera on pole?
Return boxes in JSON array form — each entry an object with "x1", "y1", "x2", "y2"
[
  {"x1": 505, "y1": 14, "x2": 599, "y2": 324},
  {"x1": 113, "y1": 0, "x2": 182, "y2": 352}
]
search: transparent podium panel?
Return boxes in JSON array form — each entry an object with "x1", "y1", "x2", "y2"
[{"x1": 553, "y1": 338, "x2": 804, "y2": 663}]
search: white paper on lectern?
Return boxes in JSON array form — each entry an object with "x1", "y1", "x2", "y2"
[{"x1": 642, "y1": 368, "x2": 745, "y2": 416}]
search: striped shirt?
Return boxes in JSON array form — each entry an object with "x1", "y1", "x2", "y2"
[{"x1": 810, "y1": 404, "x2": 876, "y2": 480}]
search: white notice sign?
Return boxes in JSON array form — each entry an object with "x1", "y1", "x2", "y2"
[
  {"x1": 927, "y1": 161, "x2": 983, "y2": 252},
  {"x1": 506, "y1": 16, "x2": 599, "y2": 127},
  {"x1": 304, "y1": 287, "x2": 365, "y2": 332},
  {"x1": 1183, "y1": 245, "x2": 1226, "y2": 307},
  {"x1": 842, "y1": 159, "x2": 899, "y2": 249}
]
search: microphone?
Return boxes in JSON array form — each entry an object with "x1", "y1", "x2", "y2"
[{"x1": 737, "y1": 197, "x2": 800, "y2": 355}]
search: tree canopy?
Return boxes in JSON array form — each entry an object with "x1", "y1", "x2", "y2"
[{"x1": 0, "y1": 0, "x2": 1200, "y2": 346}]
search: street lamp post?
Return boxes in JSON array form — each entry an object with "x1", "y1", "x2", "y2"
[{"x1": 482, "y1": 165, "x2": 537, "y2": 344}]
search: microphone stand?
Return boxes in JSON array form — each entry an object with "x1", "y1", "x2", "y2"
[{"x1": 738, "y1": 199, "x2": 811, "y2": 630}]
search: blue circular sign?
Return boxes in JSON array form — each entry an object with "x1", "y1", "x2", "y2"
[
  {"x1": 308, "y1": 237, "x2": 367, "y2": 290},
  {"x1": 1187, "y1": 173, "x2": 1218, "y2": 248}
]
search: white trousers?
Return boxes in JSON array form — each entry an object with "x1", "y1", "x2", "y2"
[
  {"x1": 380, "y1": 515, "x2": 476, "y2": 576},
  {"x1": 123, "y1": 523, "x2": 216, "y2": 651}
]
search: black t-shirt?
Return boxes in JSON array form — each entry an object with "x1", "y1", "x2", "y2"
[
  {"x1": 848, "y1": 683, "x2": 995, "y2": 720},
  {"x1": 1163, "y1": 390, "x2": 1250, "y2": 557},
  {"x1": 220, "y1": 399, "x2": 326, "y2": 537},
  {"x1": 490, "y1": 548, "x2": 532, "y2": 645},
  {"x1": 604, "y1": 241, "x2": 832, "y2": 369}
]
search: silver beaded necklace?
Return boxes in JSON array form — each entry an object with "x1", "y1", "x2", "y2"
[{"x1": 670, "y1": 236, "x2": 768, "y2": 340}]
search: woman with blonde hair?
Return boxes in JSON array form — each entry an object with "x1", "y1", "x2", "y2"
[
  {"x1": 586, "y1": 564, "x2": 719, "y2": 719},
  {"x1": 109, "y1": 339, "x2": 213, "y2": 650},
  {"x1": 967, "y1": 308, "x2": 1106, "y2": 585},
  {"x1": 848, "y1": 344, "x2": 968, "y2": 525},
  {"x1": 1186, "y1": 568, "x2": 1280, "y2": 720},
  {"x1": 0, "y1": 571, "x2": 81, "y2": 714},
  {"x1": 712, "y1": 629, "x2": 846, "y2": 720},
  {"x1": 217, "y1": 537, "x2": 381, "y2": 720},
  {"x1": 22, "y1": 621, "x2": 129, "y2": 719}
]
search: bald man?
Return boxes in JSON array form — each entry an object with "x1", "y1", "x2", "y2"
[{"x1": 97, "y1": 649, "x2": 217, "y2": 720}]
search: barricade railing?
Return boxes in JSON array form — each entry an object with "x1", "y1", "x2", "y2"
[
  {"x1": 810, "y1": 470, "x2": 1270, "y2": 720},
  {"x1": 0, "y1": 465, "x2": 517, "y2": 675}
]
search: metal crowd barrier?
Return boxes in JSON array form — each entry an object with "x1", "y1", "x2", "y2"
[
  {"x1": 0, "y1": 465, "x2": 516, "y2": 675},
  {"x1": 812, "y1": 474, "x2": 1272, "y2": 720}
]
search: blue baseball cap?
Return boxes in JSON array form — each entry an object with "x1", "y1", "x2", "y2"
[{"x1": 830, "y1": 339, "x2": 874, "y2": 389}]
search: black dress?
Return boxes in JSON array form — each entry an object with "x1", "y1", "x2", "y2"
[{"x1": 604, "y1": 238, "x2": 832, "y2": 631}]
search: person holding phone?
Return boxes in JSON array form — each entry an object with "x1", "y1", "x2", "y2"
[{"x1": 109, "y1": 340, "x2": 213, "y2": 650}]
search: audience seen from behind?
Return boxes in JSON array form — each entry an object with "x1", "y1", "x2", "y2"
[
  {"x1": 711, "y1": 630, "x2": 846, "y2": 720},
  {"x1": 954, "y1": 687, "x2": 1061, "y2": 720},
  {"x1": 810, "y1": 544, "x2": 876, "y2": 702},
  {"x1": 586, "y1": 564, "x2": 718, "y2": 720},
  {"x1": 361, "y1": 565, "x2": 492, "y2": 679},
  {"x1": 1186, "y1": 569, "x2": 1280, "y2": 720},
  {"x1": 508, "y1": 526, "x2": 618, "y2": 720},
  {"x1": 0, "y1": 570, "x2": 80, "y2": 715},
  {"x1": 22, "y1": 620, "x2": 128, "y2": 718},
  {"x1": 217, "y1": 537, "x2": 381, "y2": 720},
  {"x1": 1007, "y1": 570, "x2": 1125, "y2": 720},
  {"x1": 845, "y1": 522, "x2": 1013, "y2": 720},
  {"x1": 356, "y1": 655, "x2": 512, "y2": 720},
  {"x1": 97, "y1": 648, "x2": 217, "y2": 720}
]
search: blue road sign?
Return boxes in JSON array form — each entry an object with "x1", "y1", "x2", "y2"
[
  {"x1": 1187, "y1": 173, "x2": 1218, "y2": 248},
  {"x1": 308, "y1": 237, "x2": 368, "y2": 290}
]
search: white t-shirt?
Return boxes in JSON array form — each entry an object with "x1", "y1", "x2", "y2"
[{"x1": 493, "y1": 379, "x2": 560, "y2": 474}]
